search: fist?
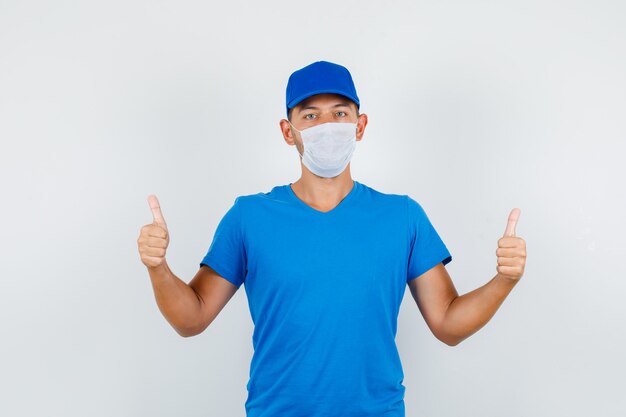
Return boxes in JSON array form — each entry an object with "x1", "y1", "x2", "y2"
[
  {"x1": 495, "y1": 208, "x2": 526, "y2": 281},
  {"x1": 137, "y1": 194, "x2": 170, "y2": 269}
]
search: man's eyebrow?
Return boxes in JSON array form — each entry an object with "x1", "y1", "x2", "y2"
[{"x1": 298, "y1": 102, "x2": 352, "y2": 112}]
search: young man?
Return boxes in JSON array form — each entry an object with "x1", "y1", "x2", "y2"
[{"x1": 137, "y1": 60, "x2": 527, "y2": 417}]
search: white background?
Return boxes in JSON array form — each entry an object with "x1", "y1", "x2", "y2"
[{"x1": 1, "y1": 1, "x2": 625, "y2": 416}]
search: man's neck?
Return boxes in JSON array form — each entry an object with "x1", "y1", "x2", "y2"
[{"x1": 290, "y1": 167, "x2": 355, "y2": 212}]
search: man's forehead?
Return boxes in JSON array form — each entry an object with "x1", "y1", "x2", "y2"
[{"x1": 297, "y1": 94, "x2": 353, "y2": 109}]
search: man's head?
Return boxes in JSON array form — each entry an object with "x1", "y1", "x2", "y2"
[{"x1": 280, "y1": 61, "x2": 368, "y2": 162}]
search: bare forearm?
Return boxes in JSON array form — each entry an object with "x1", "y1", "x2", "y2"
[
  {"x1": 147, "y1": 259, "x2": 202, "y2": 336},
  {"x1": 440, "y1": 273, "x2": 518, "y2": 346}
]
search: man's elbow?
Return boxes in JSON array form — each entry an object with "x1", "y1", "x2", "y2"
[
  {"x1": 173, "y1": 323, "x2": 207, "y2": 338},
  {"x1": 443, "y1": 338, "x2": 462, "y2": 347},
  {"x1": 175, "y1": 328, "x2": 197, "y2": 338},
  {"x1": 437, "y1": 332, "x2": 464, "y2": 347},
  {"x1": 436, "y1": 315, "x2": 465, "y2": 346}
]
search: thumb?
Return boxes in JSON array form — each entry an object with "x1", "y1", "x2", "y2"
[
  {"x1": 503, "y1": 208, "x2": 521, "y2": 237},
  {"x1": 147, "y1": 194, "x2": 168, "y2": 230}
]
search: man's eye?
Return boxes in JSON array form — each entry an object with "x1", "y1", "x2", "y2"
[
  {"x1": 305, "y1": 114, "x2": 316, "y2": 120},
  {"x1": 336, "y1": 111, "x2": 347, "y2": 117}
]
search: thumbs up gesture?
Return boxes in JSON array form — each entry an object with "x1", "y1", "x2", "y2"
[
  {"x1": 495, "y1": 208, "x2": 527, "y2": 282},
  {"x1": 137, "y1": 194, "x2": 170, "y2": 269}
]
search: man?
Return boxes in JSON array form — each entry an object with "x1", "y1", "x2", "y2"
[{"x1": 137, "y1": 60, "x2": 527, "y2": 417}]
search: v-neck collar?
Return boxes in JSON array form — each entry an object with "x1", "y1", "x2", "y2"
[{"x1": 286, "y1": 180, "x2": 360, "y2": 216}]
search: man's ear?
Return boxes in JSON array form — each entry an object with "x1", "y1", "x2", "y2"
[
  {"x1": 280, "y1": 119, "x2": 296, "y2": 145},
  {"x1": 356, "y1": 113, "x2": 368, "y2": 141}
]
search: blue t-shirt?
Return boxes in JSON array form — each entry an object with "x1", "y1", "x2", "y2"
[{"x1": 199, "y1": 180, "x2": 452, "y2": 417}]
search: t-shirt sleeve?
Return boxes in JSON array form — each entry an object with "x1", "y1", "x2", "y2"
[
  {"x1": 406, "y1": 195, "x2": 452, "y2": 283},
  {"x1": 199, "y1": 197, "x2": 247, "y2": 288}
]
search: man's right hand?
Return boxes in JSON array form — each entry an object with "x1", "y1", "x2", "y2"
[{"x1": 137, "y1": 194, "x2": 170, "y2": 269}]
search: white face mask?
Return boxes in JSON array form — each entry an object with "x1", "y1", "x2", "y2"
[{"x1": 289, "y1": 121, "x2": 358, "y2": 178}]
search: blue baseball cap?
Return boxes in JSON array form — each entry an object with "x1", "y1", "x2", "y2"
[{"x1": 285, "y1": 60, "x2": 360, "y2": 118}]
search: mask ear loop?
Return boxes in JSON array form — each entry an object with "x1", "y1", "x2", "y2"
[{"x1": 288, "y1": 120, "x2": 302, "y2": 134}]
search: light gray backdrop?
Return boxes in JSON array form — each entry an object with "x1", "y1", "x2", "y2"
[{"x1": 1, "y1": 0, "x2": 624, "y2": 416}]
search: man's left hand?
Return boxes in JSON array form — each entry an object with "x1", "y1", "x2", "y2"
[{"x1": 496, "y1": 208, "x2": 526, "y2": 282}]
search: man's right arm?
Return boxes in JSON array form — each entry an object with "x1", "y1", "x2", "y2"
[
  {"x1": 148, "y1": 260, "x2": 239, "y2": 337},
  {"x1": 139, "y1": 194, "x2": 239, "y2": 337}
]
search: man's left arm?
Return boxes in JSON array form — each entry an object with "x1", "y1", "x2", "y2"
[{"x1": 408, "y1": 208, "x2": 526, "y2": 346}]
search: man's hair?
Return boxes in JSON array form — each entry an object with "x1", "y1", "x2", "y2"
[{"x1": 287, "y1": 99, "x2": 360, "y2": 122}]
